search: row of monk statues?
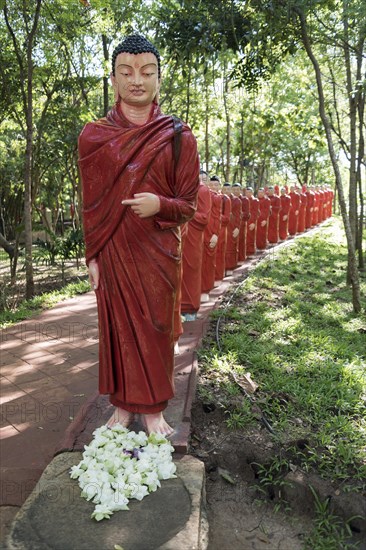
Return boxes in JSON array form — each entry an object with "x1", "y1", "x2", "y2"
[{"x1": 176, "y1": 171, "x2": 334, "y2": 329}]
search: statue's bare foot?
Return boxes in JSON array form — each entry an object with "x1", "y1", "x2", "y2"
[
  {"x1": 106, "y1": 407, "x2": 134, "y2": 428},
  {"x1": 141, "y1": 412, "x2": 174, "y2": 437}
]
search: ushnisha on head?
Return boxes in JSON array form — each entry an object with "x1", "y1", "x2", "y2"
[{"x1": 111, "y1": 34, "x2": 161, "y2": 106}]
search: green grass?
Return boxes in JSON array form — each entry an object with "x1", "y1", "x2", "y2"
[
  {"x1": 198, "y1": 218, "x2": 366, "y2": 489},
  {"x1": 0, "y1": 278, "x2": 91, "y2": 328}
]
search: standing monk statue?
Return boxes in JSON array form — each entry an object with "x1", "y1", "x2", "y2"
[{"x1": 79, "y1": 34, "x2": 200, "y2": 436}]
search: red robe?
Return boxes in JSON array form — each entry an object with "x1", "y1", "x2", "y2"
[
  {"x1": 215, "y1": 194, "x2": 231, "y2": 281},
  {"x1": 305, "y1": 190, "x2": 314, "y2": 229},
  {"x1": 319, "y1": 190, "x2": 326, "y2": 221},
  {"x1": 288, "y1": 192, "x2": 300, "y2": 235},
  {"x1": 173, "y1": 224, "x2": 187, "y2": 342},
  {"x1": 246, "y1": 196, "x2": 260, "y2": 255},
  {"x1": 225, "y1": 195, "x2": 242, "y2": 270},
  {"x1": 297, "y1": 192, "x2": 307, "y2": 233},
  {"x1": 79, "y1": 102, "x2": 199, "y2": 414},
  {"x1": 279, "y1": 194, "x2": 291, "y2": 240},
  {"x1": 268, "y1": 194, "x2": 281, "y2": 243},
  {"x1": 256, "y1": 196, "x2": 271, "y2": 249},
  {"x1": 181, "y1": 184, "x2": 211, "y2": 313},
  {"x1": 201, "y1": 190, "x2": 222, "y2": 293},
  {"x1": 238, "y1": 195, "x2": 250, "y2": 261},
  {"x1": 312, "y1": 191, "x2": 320, "y2": 225}
]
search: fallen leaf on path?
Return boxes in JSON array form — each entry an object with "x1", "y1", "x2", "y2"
[
  {"x1": 218, "y1": 467, "x2": 236, "y2": 485},
  {"x1": 234, "y1": 372, "x2": 259, "y2": 394}
]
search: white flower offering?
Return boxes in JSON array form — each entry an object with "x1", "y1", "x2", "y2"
[{"x1": 70, "y1": 424, "x2": 176, "y2": 521}]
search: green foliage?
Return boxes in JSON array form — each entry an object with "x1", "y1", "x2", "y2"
[
  {"x1": 0, "y1": 278, "x2": 90, "y2": 329},
  {"x1": 303, "y1": 486, "x2": 361, "y2": 549}
]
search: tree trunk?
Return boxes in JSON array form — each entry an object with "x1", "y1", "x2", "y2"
[
  {"x1": 239, "y1": 111, "x2": 245, "y2": 185},
  {"x1": 0, "y1": 232, "x2": 14, "y2": 259},
  {"x1": 204, "y1": 76, "x2": 210, "y2": 172},
  {"x1": 222, "y1": 60, "x2": 231, "y2": 182},
  {"x1": 185, "y1": 61, "x2": 192, "y2": 123},
  {"x1": 297, "y1": 8, "x2": 361, "y2": 313},
  {"x1": 23, "y1": 0, "x2": 42, "y2": 299},
  {"x1": 342, "y1": 1, "x2": 358, "y2": 283}
]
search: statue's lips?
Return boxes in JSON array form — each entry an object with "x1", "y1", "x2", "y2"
[{"x1": 129, "y1": 89, "x2": 145, "y2": 96}]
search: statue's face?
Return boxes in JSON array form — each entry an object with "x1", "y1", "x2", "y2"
[
  {"x1": 268, "y1": 189, "x2": 274, "y2": 196},
  {"x1": 111, "y1": 52, "x2": 160, "y2": 106},
  {"x1": 232, "y1": 186, "x2": 241, "y2": 197},
  {"x1": 245, "y1": 189, "x2": 252, "y2": 198},
  {"x1": 211, "y1": 180, "x2": 221, "y2": 192},
  {"x1": 200, "y1": 173, "x2": 209, "y2": 186},
  {"x1": 257, "y1": 190, "x2": 264, "y2": 198},
  {"x1": 222, "y1": 186, "x2": 231, "y2": 195}
]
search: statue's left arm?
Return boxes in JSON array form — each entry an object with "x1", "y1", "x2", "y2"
[{"x1": 154, "y1": 130, "x2": 199, "y2": 230}]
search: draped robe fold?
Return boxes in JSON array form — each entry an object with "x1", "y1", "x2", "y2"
[
  {"x1": 246, "y1": 197, "x2": 260, "y2": 256},
  {"x1": 288, "y1": 192, "x2": 300, "y2": 235},
  {"x1": 201, "y1": 190, "x2": 222, "y2": 293},
  {"x1": 297, "y1": 192, "x2": 307, "y2": 233},
  {"x1": 215, "y1": 194, "x2": 231, "y2": 281},
  {"x1": 279, "y1": 194, "x2": 291, "y2": 241},
  {"x1": 181, "y1": 184, "x2": 211, "y2": 314},
  {"x1": 305, "y1": 191, "x2": 314, "y2": 229},
  {"x1": 79, "y1": 102, "x2": 199, "y2": 414},
  {"x1": 267, "y1": 194, "x2": 281, "y2": 244},
  {"x1": 225, "y1": 195, "x2": 242, "y2": 270},
  {"x1": 238, "y1": 195, "x2": 250, "y2": 262},
  {"x1": 256, "y1": 196, "x2": 271, "y2": 250}
]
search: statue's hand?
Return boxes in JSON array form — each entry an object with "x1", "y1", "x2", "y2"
[
  {"x1": 88, "y1": 259, "x2": 99, "y2": 291},
  {"x1": 261, "y1": 220, "x2": 267, "y2": 227},
  {"x1": 122, "y1": 193, "x2": 160, "y2": 218},
  {"x1": 283, "y1": 214, "x2": 288, "y2": 221},
  {"x1": 249, "y1": 223, "x2": 255, "y2": 231},
  {"x1": 210, "y1": 234, "x2": 218, "y2": 248},
  {"x1": 232, "y1": 228, "x2": 240, "y2": 239}
]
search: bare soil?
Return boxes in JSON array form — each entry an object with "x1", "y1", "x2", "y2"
[{"x1": 189, "y1": 401, "x2": 365, "y2": 550}]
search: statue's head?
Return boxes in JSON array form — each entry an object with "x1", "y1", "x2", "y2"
[
  {"x1": 257, "y1": 187, "x2": 265, "y2": 198},
  {"x1": 231, "y1": 183, "x2": 242, "y2": 197},
  {"x1": 199, "y1": 169, "x2": 209, "y2": 185},
  {"x1": 210, "y1": 175, "x2": 221, "y2": 192},
  {"x1": 222, "y1": 183, "x2": 232, "y2": 195},
  {"x1": 111, "y1": 34, "x2": 161, "y2": 106},
  {"x1": 280, "y1": 187, "x2": 287, "y2": 195},
  {"x1": 245, "y1": 186, "x2": 253, "y2": 197},
  {"x1": 267, "y1": 186, "x2": 274, "y2": 196}
]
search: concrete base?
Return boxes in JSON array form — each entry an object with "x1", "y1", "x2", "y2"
[{"x1": 6, "y1": 453, "x2": 206, "y2": 550}]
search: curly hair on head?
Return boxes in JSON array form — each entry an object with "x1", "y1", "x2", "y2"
[{"x1": 111, "y1": 34, "x2": 161, "y2": 78}]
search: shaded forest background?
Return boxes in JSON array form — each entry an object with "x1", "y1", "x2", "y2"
[{"x1": 0, "y1": 0, "x2": 364, "y2": 311}]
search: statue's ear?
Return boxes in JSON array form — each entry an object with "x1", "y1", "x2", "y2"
[
  {"x1": 153, "y1": 78, "x2": 161, "y2": 104},
  {"x1": 110, "y1": 73, "x2": 119, "y2": 101}
]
